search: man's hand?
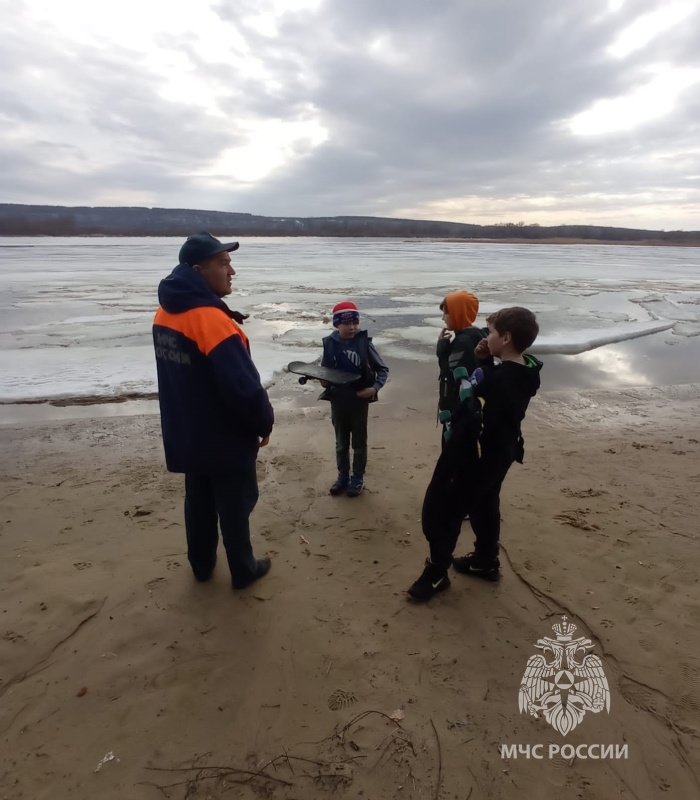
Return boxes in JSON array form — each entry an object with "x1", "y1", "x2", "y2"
[
  {"x1": 231, "y1": 311, "x2": 250, "y2": 324},
  {"x1": 475, "y1": 338, "x2": 491, "y2": 359},
  {"x1": 258, "y1": 435, "x2": 270, "y2": 448},
  {"x1": 319, "y1": 379, "x2": 331, "y2": 388},
  {"x1": 356, "y1": 387, "x2": 377, "y2": 400}
]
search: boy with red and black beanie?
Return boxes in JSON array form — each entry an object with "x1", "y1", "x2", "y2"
[{"x1": 320, "y1": 301, "x2": 389, "y2": 497}]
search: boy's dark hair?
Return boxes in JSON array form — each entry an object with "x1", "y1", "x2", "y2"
[{"x1": 490, "y1": 307, "x2": 539, "y2": 353}]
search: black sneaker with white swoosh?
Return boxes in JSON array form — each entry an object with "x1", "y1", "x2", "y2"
[
  {"x1": 407, "y1": 559, "x2": 451, "y2": 601},
  {"x1": 452, "y1": 552, "x2": 501, "y2": 582}
]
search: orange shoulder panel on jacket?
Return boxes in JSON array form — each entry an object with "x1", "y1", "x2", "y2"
[{"x1": 154, "y1": 307, "x2": 249, "y2": 355}]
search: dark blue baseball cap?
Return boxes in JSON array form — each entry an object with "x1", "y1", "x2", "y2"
[{"x1": 179, "y1": 231, "x2": 240, "y2": 266}]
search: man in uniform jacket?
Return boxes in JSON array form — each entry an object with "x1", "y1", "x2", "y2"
[{"x1": 153, "y1": 232, "x2": 273, "y2": 589}]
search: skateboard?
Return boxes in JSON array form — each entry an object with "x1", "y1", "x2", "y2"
[{"x1": 287, "y1": 361, "x2": 361, "y2": 387}]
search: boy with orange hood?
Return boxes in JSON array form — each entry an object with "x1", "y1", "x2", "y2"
[
  {"x1": 408, "y1": 306, "x2": 542, "y2": 601},
  {"x1": 436, "y1": 291, "x2": 486, "y2": 443}
]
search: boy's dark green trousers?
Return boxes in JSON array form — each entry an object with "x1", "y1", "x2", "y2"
[{"x1": 331, "y1": 400, "x2": 369, "y2": 478}]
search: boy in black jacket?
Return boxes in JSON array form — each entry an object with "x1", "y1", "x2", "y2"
[{"x1": 408, "y1": 307, "x2": 542, "y2": 601}]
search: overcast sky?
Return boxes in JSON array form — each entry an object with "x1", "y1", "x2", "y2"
[{"x1": 1, "y1": 0, "x2": 699, "y2": 228}]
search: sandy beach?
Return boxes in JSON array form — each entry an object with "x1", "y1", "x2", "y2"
[{"x1": 1, "y1": 361, "x2": 699, "y2": 800}]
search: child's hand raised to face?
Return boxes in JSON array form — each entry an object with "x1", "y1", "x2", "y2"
[{"x1": 475, "y1": 338, "x2": 491, "y2": 359}]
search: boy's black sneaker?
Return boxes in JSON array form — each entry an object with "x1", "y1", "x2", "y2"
[
  {"x1": 329, "y1": 474, "x2": 349, "y2": 495},
  {"x1": 452, "y1": 553, "x2": 501, "y2": 582},
  {"x1": 346, "y1": 476, "x2": 364, "y2": 497},
  {"x1": 407, "y1": 559, "x2": 451, "y2": 601}
]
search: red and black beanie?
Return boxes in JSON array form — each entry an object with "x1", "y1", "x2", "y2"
[{"x1": 332, "y1": 301, "x2": 360, "y2": 327}]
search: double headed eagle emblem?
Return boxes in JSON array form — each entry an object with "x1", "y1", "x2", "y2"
[{"x1": 518, "y1": 616, "x2": 610, "y2": 736}]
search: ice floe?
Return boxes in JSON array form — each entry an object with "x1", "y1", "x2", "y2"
[{"x1": 530, "y1": 322, "x2": 674, "y2": 354}]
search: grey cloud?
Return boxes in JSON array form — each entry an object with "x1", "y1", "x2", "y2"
[
  {"x1": 0, "y1": 18, "x2": 251, "y2": 202},
  {"x1": 0, "y1": 0, "x2": 698, "y2": 226},
  {"x1": 219, "y1": 0, "x2": 699, "y2": 221}
]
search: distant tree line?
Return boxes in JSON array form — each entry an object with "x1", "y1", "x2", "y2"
[{"x1": 0, "y1": 204, "x2": 698, "y2": 244}]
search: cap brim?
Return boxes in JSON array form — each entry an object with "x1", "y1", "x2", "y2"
[{"x1": 217, "y1": 241, "x2": 239, "y2": 253}]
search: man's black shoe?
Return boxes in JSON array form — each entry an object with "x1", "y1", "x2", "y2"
[
  {"x1": 407, "y1": 559, "x2": 451, "y2": 601},
  {"x1": 192, "y1": 560, "x2": 216, "y2": 582},
  {"x1": 452, "y1": 553, "x2": 501, "y2": 582},
  {"x1": 233, "y1": 558, "x2": 271, "y2": 590}
]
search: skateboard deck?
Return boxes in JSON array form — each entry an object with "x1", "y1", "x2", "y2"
[{"x1": 287, "y1": 361, "x2": 360, "y2": 386}]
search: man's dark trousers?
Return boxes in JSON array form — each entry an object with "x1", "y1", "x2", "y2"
[{"x1": 184, "y1": 461, "x2": 259, "y2": 587}]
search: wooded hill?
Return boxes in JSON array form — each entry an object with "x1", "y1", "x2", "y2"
[{"x1": 0, "y1": 203, "x2": 698, "y2": 244}]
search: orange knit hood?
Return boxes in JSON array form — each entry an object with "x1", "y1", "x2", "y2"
[{"x1": 442, "y1": 291, "x2": 479, "y2": 330}]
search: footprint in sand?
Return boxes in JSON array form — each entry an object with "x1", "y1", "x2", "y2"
[
  {"x1": 327, "y1": 689, "x2": 358, "y2": 711},
  {"x1": 73, "y1": 561, "x2": 92, "y2": 570},
  {"x1": 553, "y1": 510, "x2": 599, "y2": 531},
  {"x1": 618, "y1": 677, "x2": 666, "y2": 716},
  {"x1": 547, "y1": 749, "x2": 574, "y2": 786},
  {"x1": 561, "y1": 488, "x2": 606, "y2": 498},
  {"x1": 677, "y1": 662, "x2": 700, "y2": 713}
]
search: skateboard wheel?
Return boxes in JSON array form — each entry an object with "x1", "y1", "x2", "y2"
[
  {"x1": 438, "y1": 410, "x2": 451, "y2": 423},
  {"x1": 453, "y1": 366, "x2": 468, "y2": 380},
  {"x1": 298, "y1": 376, "x2": 308, "y2": 385}
]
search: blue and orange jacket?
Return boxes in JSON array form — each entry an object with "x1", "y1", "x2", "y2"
[{"x1": 153, "y1": 263, "x2": 274, "y2": 474}]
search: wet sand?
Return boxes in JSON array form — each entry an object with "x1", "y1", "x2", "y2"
[{"x1": 1, "y1": 361, "x2": 699, "y2": 799}]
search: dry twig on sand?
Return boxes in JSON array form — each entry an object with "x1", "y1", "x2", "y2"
[
  {"x1": 145, "y1": 763, "x2": 294, "y2": 797},
  {"x1": 430, "y1": 718, "x2": 442, "y2": 800}
]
